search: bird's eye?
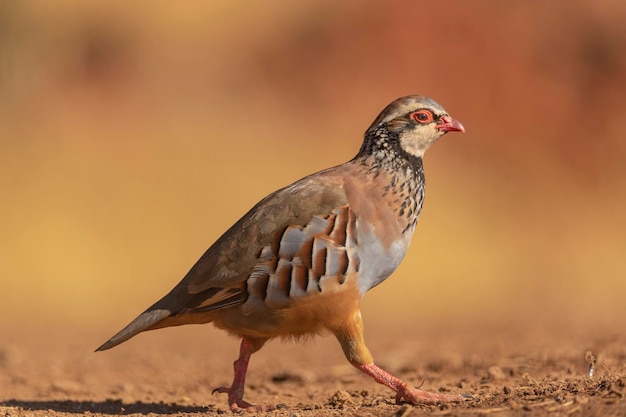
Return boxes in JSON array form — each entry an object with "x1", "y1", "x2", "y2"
[{"x1": 409, "y1": 110, "x2": 434, "y2": 124}]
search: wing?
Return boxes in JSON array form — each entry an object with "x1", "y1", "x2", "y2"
[{"x1": 163, "y1": 166, "x2": 352, "y2": 315}]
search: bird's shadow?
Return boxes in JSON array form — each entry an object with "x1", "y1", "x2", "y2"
[{"x1": 0, "y1": 399, "x2": 214, "y2": 415}]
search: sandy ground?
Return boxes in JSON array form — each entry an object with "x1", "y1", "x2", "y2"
[
  {"x1": 2, "y1": 3, "x2": 625, "y2": 417},
  {"x1": 0, "y1": 322, "x2": 624, "y2": 417}
]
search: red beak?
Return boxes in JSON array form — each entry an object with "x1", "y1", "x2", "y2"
[{"x1": 435, "y1": 115, "x2": 465, "y2": 133}]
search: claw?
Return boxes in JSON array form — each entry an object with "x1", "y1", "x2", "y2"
[
  {"x1": 395, "y1": 387, "x2": 467, "y2": 405},
  {"x1": 213, "y1": 385, "x2": 277, "y2": 413},
  {"x1": 212, "y1": 386, "x2": 229, "y2": 395}
]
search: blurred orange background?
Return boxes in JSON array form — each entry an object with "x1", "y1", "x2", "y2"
[{"x1": 1, "y1": 0, "x2": 625, "y2": 339}]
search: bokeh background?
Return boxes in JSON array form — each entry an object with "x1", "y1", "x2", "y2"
[{"x1": 2, "y1": 1, "x2": 625, "y2": 342}]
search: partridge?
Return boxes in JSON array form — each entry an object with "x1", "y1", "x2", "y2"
[{"x1": 97, "y1": 95, "x2": 466, "y2": 412}]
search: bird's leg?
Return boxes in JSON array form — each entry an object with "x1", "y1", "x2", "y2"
[
  {"x1": 354, "y1": 362, "x2": 466, "y2": 404},
  {"x1": 334, "y1": 310, "x2": 467, "y2": 405},
  {"x1": 213, "y1": 336, "x2": 271, "y2": 413}
]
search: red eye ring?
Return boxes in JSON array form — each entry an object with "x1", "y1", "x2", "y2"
[{"x1": 409, "y1": 110, "x2": 434, "y2": 124}]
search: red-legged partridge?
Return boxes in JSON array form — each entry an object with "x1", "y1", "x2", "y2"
[{"x1": 97, "y1": 95, "x2": 467, "y2": 412}]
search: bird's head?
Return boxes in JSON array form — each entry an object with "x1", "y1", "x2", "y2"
[{"x1": 363, "y1": 95, "x2": 464, "y2": 159}]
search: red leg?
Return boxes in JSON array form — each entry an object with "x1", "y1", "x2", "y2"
[
  {"x1": 334, "y1": 310, "x2": 470, "y2": 405},
  {"x1": 213, "y1": 337, "x2": 272, "y2": 413},
  {"x1": 356, "y1": 363, "x2": 467, "y2": 405}
]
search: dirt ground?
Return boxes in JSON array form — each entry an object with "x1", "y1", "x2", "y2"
[{"x1": 0, "y1": 322, "x2": 624, "y2": 417}]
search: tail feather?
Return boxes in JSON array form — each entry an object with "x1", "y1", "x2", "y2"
[{"x1": 96, "y1": 309, "x2": 172, "y2": 351}]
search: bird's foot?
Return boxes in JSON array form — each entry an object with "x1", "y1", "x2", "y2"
[
  {"x1": 212, "y1": 386, "x2": 281, "y2": 413},
  {"x1": 395, "y1": 386, "x2": 469, "y2": 405},
  {"x1": 355, "y1": 363, "x2": 474, "y2": 406}
]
